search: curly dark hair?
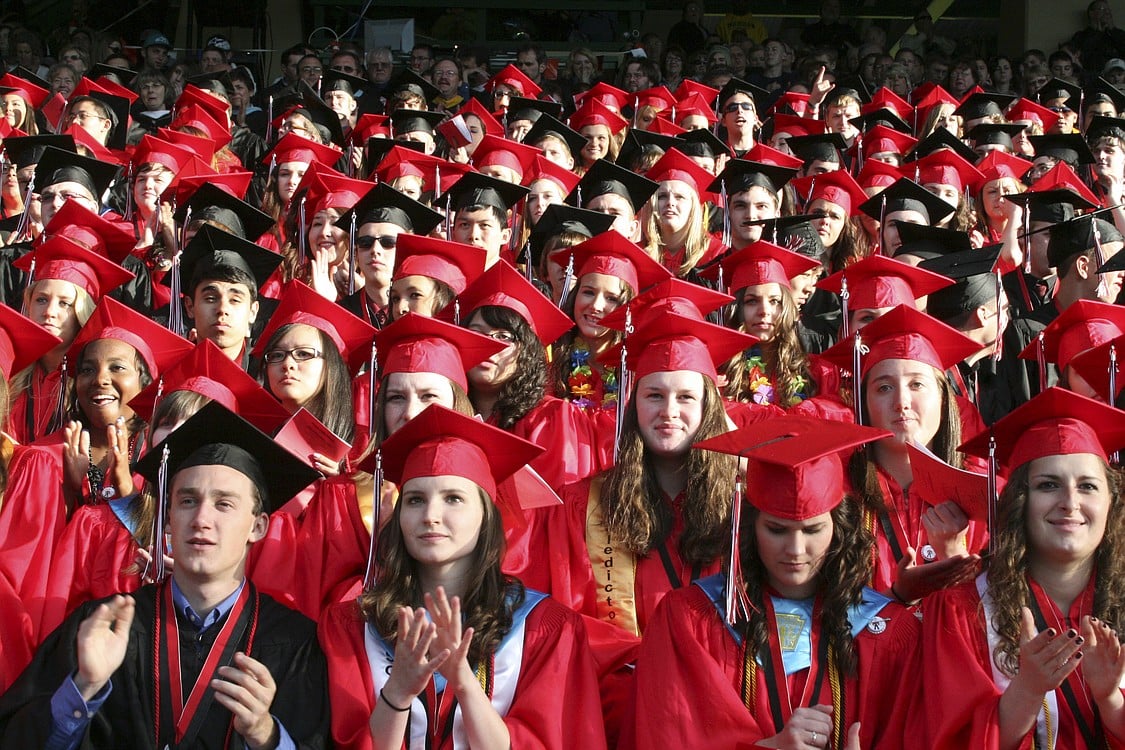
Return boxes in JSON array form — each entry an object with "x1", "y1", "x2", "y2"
[
  {"x1": 987, "y1": 459, "x2": 1125, "y2": 677},
  {"x1": 601, "y1": 375, "x2": 737, "y2": 564},
  {"x1": 465, "y1": 305, "x2": 548, "y2": 430},
  {"x1": 737, "y1": 499, "x2": 874, "y2": 676},
  {"x1": 358, "y1": 484, "x2": 524, "y2": 666}
]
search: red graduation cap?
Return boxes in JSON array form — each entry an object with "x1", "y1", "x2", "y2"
[
  {"x1": 0, "y1": 72, "x2": 48, "y2": 109},
  {"x1": 170, "y1": 103, "x2": 232, "y2": 147},
  {"x1": 645, "y1": 147, "x2": 718, "y2": 197},
  {"x1": 818, "y1": 254, "x2": 954, "y2": 311},
  {"x1": 645, "y1": 116, "x2": 687, "y2": 136},
  {"x1": 1068, "y1": 333, "x2": 1125, "y2": 401},
  {"x1": 573, "y1": 81, "x2": 629, "y2": 112},
  {"x1": 392, "y1": 233, "x2": 488, "y2": 295},
  {"x1": 252, "y1": 280, "x2": 376, "y2": 374},
  {"x1": 547, "y1": 231, "x2": 672, "y2": 295},
  {"x1": 820, "y1": 303, "x2": 981, "y2": 377},
  {"x1": 856, "y1": 158, "x2": 902, "y2": 190},
  {"x1": 486, "y1": 64, "x2": 542, "y2": 98},
  {"x1": 601, "y1": 309, "x2": 755, "y2": 383},
  {"x1": 634, "y1": 86, "x2": 676, "y2": 112},
  {"x1": 976, "y1": 150, "x2": 1032, "y2": 183},
  {"x1": 1006, "y1": 97, "x2": 1061, "y2": 133},
  {"x1": 175, "y1": 84, "x2": 230, "y2": 126},
  {"x1": 913, "y1": 85, "x2": 959, "y2": 122},
  {"x1": 791, "y1": 169, "x2": 867, "y2": 216},
  {"x1": 380, "y1": 403, "x2": 543, "y2": 502},
  {"x1": 128, "y1": 339, "x2": 289, "y2": 432},
  {"x1": 853, "y1": 124, "x2": 917, "y2": 158},
  {"x1": 262, "y1": 131, "x2": 342, "y2": 168},
  {"x1": 77, "y1": 75, "x2": 139, "y2": 105},
  {"x1": 906, "y1": 442, "x2": 993, "y2": 521},
  {"x1": 772, "y1": 113, "x2": 826, "y2": 138},
  {"x1": 864, "y1": 87, "x2": 912, "y2": 120},
  {"x1": 912, "y1": 148, "x2": 986, "y2": 193},
  {"x1": 666, "y1": 91, "x2": 719, "y2": 126},
  {"x1": 374, "y1": 146, "x2": 474, "y2": 194},
  {"x1": 132, "y1": 134, "x2": 195, "y2": 175},
  {"x1": 525, "y1": 154, "x2": 581, "y2": 194},
  {"x1": 14, "y1": 235, "x2": 134, "y2": 302},
  {"x1": 0, "y1": 301, "x2": 61, "y2": 380},
  {"x1": 767, "y1": 91, "x2": 811, "y2": 117},
  {"x1": 452, "y1": 259, "x2": 574, "y2": 344},
  {"x1": 960, "y1": 387, "x2": 1125, "y2": 470},
  {"x1": 673, "y1": 79, "x2": 719, "y2": 107},
  {"x1": 300, "y1": 165, "x2": 372, "y2": 225},
  {"x1": 156, "y1": 126, "x2": 217, "y2": 163},
  {"x1": 569, "y1": 97, "x2": 629, "y2": 135},
  {"x1": 63, "y1": 123, "x2": 120, "y2": 165},
  {"x1": 471, "y1": 133, "x2": 540, "y2": 182},
  {"x1": 600, "y1": 277, "x2": 733, "y2": 331},
  {"x1": 695, "y1": 416, "x2": 891, "y2": 520},
  {"x1": 457, "y1": 97, "x2": 504, "y2": 136},
  {"x1": 43, "y1": 200, "x2": 135, "y2": 264},
  {"x1": 375, "y1": 312, "x2": 506, "y2": 391},
  {"x1": 1017, "y1": 299, "x2": 1125, "y2": 370},
  {"x1": 720, "y1": 240, "x2": 821, "y2": 293},
  {"x1": 349, "y1": 114, "x2": 391, "y2": 145},
  {"x1": 744, "y1": 143, "x2": 803, "y2": 170},
  {"x1": 1023, "y1": 161, "x2": 1101, "y2": 208},
  {"x1": 66, "y1": 297, "x2": 193, "y2": 379},
  {"x1": 164, "y1": 170, "x2": 253, "y2": 204}
]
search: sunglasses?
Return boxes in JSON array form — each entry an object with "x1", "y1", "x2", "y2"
[
  {"x1": 357, "y1": 235, "x2": 397, "y2": 249},
  {"x1": 724, "y1": 102, "x2": 755, "y2": 113}
]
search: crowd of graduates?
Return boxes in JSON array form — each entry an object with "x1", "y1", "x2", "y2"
[{"x1": 0, "y1": 3, "x2": 1125, "y2": 748}]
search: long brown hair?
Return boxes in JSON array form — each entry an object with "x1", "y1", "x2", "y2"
[
  {"x1": 601, "y1": 375, "x2": 737, "y2": 564},
  {"x1": 987, "y1": 460, "x2": 1125, "y2": 676},
  {"x1": 549, "y1": 278, "x2": 634, "y2": 401},
  {"x1": 724, "y1": 287, "x2": 816, "y2": 407},
  {"x1": 737, "y1": 500, "x2": 874, "y2": 676},
  {"x1": 358, "y1": 484, "x2": 522, "y2": 665}
]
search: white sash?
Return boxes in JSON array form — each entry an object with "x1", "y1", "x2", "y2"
[
  {"x1": 363, "y1": 590, "x2": 547, "y2": 749},
  {"x1": 977, "y1": 572, "x2": 1058, "y2": 748}
]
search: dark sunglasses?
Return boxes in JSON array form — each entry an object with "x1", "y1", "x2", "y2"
[{"x1": 356, "y1": 235, "x2": 397, "y2": 249}]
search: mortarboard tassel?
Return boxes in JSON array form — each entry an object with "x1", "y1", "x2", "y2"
[
  {"x1": 13, "y1": 172, "x2": 35, "y2": 244},
  {"x1": 298, "y1": 194, "x2": 308, "y2": 258},
  {"x1": 987, "y1": 435, "x2": 998, "y2": 559},
  {"x1": 614, "y1": 307, "x2": 633, "y2": 464},
  {"x1": 348, "y1": 213, "x2": 357, "y2": 296},
  {"x1": 720, "y1": 179, "x2": 731, "y2": 248},
  {"x1": 123, "y1": 160, "x2": 134, "y2": 225},
  {"x1": 1112, "y1": 345, "x2": 1120, "y2": 464},
  {"x1": 150, "y1": 444, "x2": 171, "y2": 583},
  {"x1": 523, "y1": 241, "x2": 534, "y2": 282},
  {"x1": 368, "y1": 343, "x2": 379, "y2": 441},
  {"x1": 1093, "y1": 217, "x2": 1109, "y2": 300},
  {"x1": 1035, "y1": 330, "x2": 1047, "y2": 395},
  {"x1": 851, "y1": 330, "x2": 867, "y2": 424},
  {"x1": 48, "y1": 355, "x2": 68, "y2": 435},
  {"x1": 725, "y1": 476, "x2": 753, "y2": 626},
  {"x1": 992, "y1": 270, "x2": 1004, "y2": 364},
  {"x1": 19, "y1": 258, "x2": 35, "y2": 317},
  {"x1": 854, "y1": 131, "x2": 864, "y2": 176},
  {"x1": 266, "y1": 95, "x2": 274, "y2": 146},
  {"x1": 558, "y1": 252, "x2": 576, "y2": 307},
  {"x1": 444, "y1": 193, "x2": 453, "y2": 242},
  {"x1": 362, "y1": 449, "x2": 383, "y2": 592},
  {"x1": 877, "y1": 195, "x2": 887, "y2": 256},
  {"x1": 452, "y1": 298, "x2": 461, "y2": 326},
  {"x1": 1022, "y1": 203, "x2": 1032, "y2": 275},
  {"x1": 839, "y1": 276, "x2": 851, "y2": 339},
  {"x1": 167, "y1": 205, "x2": 188, "y2": 337}
]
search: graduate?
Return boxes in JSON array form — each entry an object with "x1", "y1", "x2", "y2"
[
  {"x1": 0, "y1": 402, "x2": 329, "y2": 749},
  {"x1": 624, "y1": 416, "x2": 922, "y2": 749},
  {"x1": 924, "y1": 388, "x2": 1125, "y2": 749},
  {"x1": 318, "y1": 404, "x2": 606, "y2": 750}
]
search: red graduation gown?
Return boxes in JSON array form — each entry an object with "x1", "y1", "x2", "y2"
[
  {"x1": 923, "y1": 576, "x2": 1125, "y2": 750},
  {"x1": 7, "y1": 365, "x2": 62, "y2": 445},
  {"x1": 318, "y1": 594, "x2": 608, "y2": 750},
  {"x1": 622, "y1": 581, "x2": 922, "y2": 750},
  {"x1": 0, "y1": 572, "x2": 34, "y2": 694},
  {"x1": 493, "y1": 395, "x2": 607, "y2": 487}
]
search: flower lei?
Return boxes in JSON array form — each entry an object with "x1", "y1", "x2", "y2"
[
  {"x1": 567, "y1": 339, "x2": 619, "y2": 411},
  {"x1": 744, "y1": 346, "x2": 808, "y2": 407}
]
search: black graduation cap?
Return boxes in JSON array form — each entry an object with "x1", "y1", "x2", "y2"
[
  {"x1": 528, "y1": 203, "x2": 617, "y2": 263},
  {"x1": 174, "y1": 182, "x2": 276, "y2": 240},
  {"x1": 1086, "y1": 115, "x2": 1125, "y2": 141},
  {"x1": 1037, "y1": 77, "x2": 1082, "y2": 108},
  {"x1": 523, "y1": 112, "x2": 588, "y2": 157},
  {"x1": 1086, "y1": 77, "x2": 1125, "y2": 112},
  {"x1": 366, "y1": 136, "x2": 424, "y2": 169},
  {"x1": 34, "y1": 144, "x2": 120, "y2": 198},
  {"x1": 176, "y1": 223, "x2": 282, "y2": 292},
  {"x1": 717, "y1": 77, "x2": 769, "y2": 111},
  {"x1": 133, "y1": 401, "x2": 319, "y2": 513},
  {"x1": 615, "y1": 127, "x2": 681, "y2": 169},
  {"x1": 680, "y1": 127, "x2": 731, "y2": 158},
  {"x1": 1049, "y1": 211, "x2": 1124, "y2": 268},
  {"x1": 290, "y1": 80, "x2": 345, "y2": 145},
  {"x1": 920, "y1": 244, "x2": 1004, "y2": 320},
  {"x1": 507, "y1": 96, "x2": 562, "y2": 123},
  {"x1": 953, "y1": 92, "x2": 1017, "y2": 121},
  {"x1": 566, "y1": 157, "x2": 659, "y2": 212},
  {"x1": 1016, "y1": 191, "x2": 1078, "y2": 224},
  {"x1": 187, "y1": 69, "x2": 235, "y2": 97},
  {"x1": 321, "y1": 68, "x2": 368, "y2": 98},
  {"x1": 90, "y1": 63, "x2": 138, "y2": 87},
  {"x1": 1028, "y1": 133, "x2": 1095, "y2": 165},
  {"x1": 776, "y1": 216, "x2": 824, "y2": 259},
  {"x1": 892, "y1": 222, "x2": 974, "y2": 260},
  {"x1": 786, "y1": 132, "x2": 848, "y2": 165},
  {"x1": 967, "y1": 122, "x2": 1024, "y2": 149},
  {"x1": 445, "y1": 170, "x2": 529, "y2": 213},
  {"x1": 859, "y1": 177, "x2": 956, "y2": 224},
  {"x1": 850, "y1": 108, "x2": 911, "y2": 134},
  {"x1": 86, "y1": 90, "x2": 131, "y2": 151},
  {"x1": 906, "y1": 127, "x2": 978, "y2": 163},
  {"x1": 707, "y1": 157, "x2": 795, "y2": 195},
  {"x1": 8, "y1": 65, "x2": 51, "y2": 92},
  {"x1": 389, "y1": 107, "x2": 445, "y2": 136},
  {"x1": 334, "y1": 182, "x2": 444, "y2": 235},
  {"x1": 2, "y1": 134, "x2": 74, "y2": 169},
  {"x1": 388, "y1": 68, "x2": 440, "y2": 103}
]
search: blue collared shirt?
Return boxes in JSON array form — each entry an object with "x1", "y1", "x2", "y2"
[{"x1": 46, "y1": 581, "x2": 296, "y2": 750}]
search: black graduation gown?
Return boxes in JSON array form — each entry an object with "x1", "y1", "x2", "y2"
[{"x1": 0, "y1": 583, "x2": 329, "y2": 749}]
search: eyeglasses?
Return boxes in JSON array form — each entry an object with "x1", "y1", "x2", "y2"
[
  {"x1": 299, "y1": 66, "x2": 323, "y2": 75},
  {"x1": 356, "y1": 235, "x2": 397, "y2": 249},
  {"x1": 724, "y1": 102, "x2": 755, "y2": 113},
  {"x1": 40, "y1": 189, "x2": 93, "y2": 203},
  {"x1": 61, "y1": 54, "x2": 82, "y2": 62},
  {"x1": 263, "y1": 346, "x2": 324, "y2": 364},
  {"x1": 473, "y1": 329, "x2": 517, "y2": 344},
  {"x1": 68, "y1": 110, "x2": 108, "y2": 122},
  {"x1": 332, "y1": 65, "x2": 358, "y2": 74}
]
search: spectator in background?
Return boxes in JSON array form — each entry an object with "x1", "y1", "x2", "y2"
[
  {"x1": 668, "y1": 0, "x2": 711, "y2": 57},
  {"x1": 729, "y1": 42, "x2": 747, "y2": 78},
  {"x1": 201, "y1": 36, "x2": 233, "y2": 74},
  {"x1": 926, "y1": 56, "x2": 951, "y2": 88},
  {"x1": 140, "y1": 30, "x2": 172, "y2": 72},
  {"x1": 1023, "y1": 64, "x2": 1050, "y2": 97},
  {"x1": 717, "y1": 0, "x2": 767, "y2": 45},
  {"x1": 1105, "y1": 57, "x2": 1125, "y2": 85},
  {"x1": 661, "y1": 46, "x2": 686, "y2": 91},
  {"x1": 516, "y1": 42, "x2": 547, "y2": 87},
  {"x1": 330, "y1": 49, "x2": 365, "y2": 80},
  {"x1": 409, "y1": 44, "x2": 435, "y2": 77},
  {"x1": 46, "y1": 62, "x2": 79, "y2": 98},
  {"x1": 899, "y1": 10, "x2": 955, "y2": 59},
  {"x1": 297, "y1": 54, "x2": 323, "y2": 89},
  {"x1": 431, "y1": 56, "x2": 465, "y2": 112},
  {"x1": 1049, "y1": 49, "x2": 1081, "y2": 83},
  {"x1": 620, "y1": 56, "x2": 659, "y2": 93},
  {"x1": 56, "y1": 46, "x2": 90, "y2": 77},
  {"x1": 746, "y1": 43, "x2": 765, "y2": 75},
  {"x1": 641, "y1": 33, "x2": 664, "y2": 63},
  {"x1": 801, "y1": 0, "x2": 858, "y2": 59},
  {"x1": 265, "y1": 43, "x2": 314, "y2": 101},
  {"x1": 229, "y1": 65, "x2": 266, "y2": 137},
  {"x1": 990, "y1": 55, "x2": 1018, "y2": 94},
  {"x1": 749, "y1": 38, "x2": 795, "y2": 95},
  {"x1": 896, "y1": 48, "x2": 925, "y2": 86},
  {"x1": 948, "y1": 58, "x2": 978, "y2": 98},
  {"x1": 10, "y1": 29, "x2": 48, "y2": 78},
  {"x1": 1069, "y1": 0, "x2": 1125, "y2": 77},
  {"x1": 707, "y1": 45, "x2": 731, "y2": 70}
]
